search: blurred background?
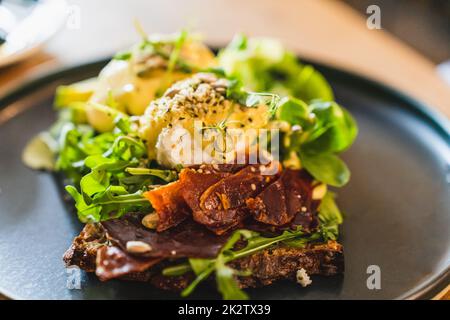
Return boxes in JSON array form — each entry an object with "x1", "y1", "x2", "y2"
[
  {"x1": 0, "y1": 0, "x2": 449, "y2": 115},
  {"x1": 0, "y1": 0, "x2": 449, "y2": 301},
  {"x1": 344, "y1": 0, "x2": 450, "y2": 64}
]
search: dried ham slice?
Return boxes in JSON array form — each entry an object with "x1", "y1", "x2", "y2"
[
  {"x1": 179, "y1": 168, "x2": 243, "y2": 234},
  {"x1": 101, "y1": 213, "x2": 228, "y2": 259},
  {"x1": 179, "y1": 168, "x2": 231, "y2": 212},
  {"x1": 191, "y1": 164, "x2": 280, "y2": 234},
  {"x1": 199, "y1": 164, "x2": 280, "y2": 211},
  {"x1": 143, "y1": 162, "x2": 318, "y2": 236},
  {"x1": 246, "y1": 170, "x2": 316, "y2": 229},
  {"x1": 96, "y1": 246, "x2": 162, "y2": 281},
  {"x1": 189, "y1": 208, "x2": 248, "y2": 235},
  {"x1": 246, "y1": 178, "x2": 289, "y2": 225},
  {"x1": 284, "y1": 170, "x2": 319, "y2": 231},
  {"x1": 143, "y1": 181, "x2": 190, "y2": 232},
  {"x1": 143, "y1": 164, "x2": 243, "y2": 232}
]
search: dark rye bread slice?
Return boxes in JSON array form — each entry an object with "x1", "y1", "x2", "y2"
[{"x1": 64, "y1": 223, "x2": 344, "y2": 291}]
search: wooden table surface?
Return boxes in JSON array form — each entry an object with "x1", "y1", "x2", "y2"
[{"x1": 0, "y1": 0, "x2": 448, "y2": 300}]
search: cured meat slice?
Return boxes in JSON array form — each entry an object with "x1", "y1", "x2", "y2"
[
  {"x1": 246, "y1": 178, "x2": 290, "y2": 225},
  {"x1": 191, "y1": 164, "x2": 280, "y2": 234},
  {"x1": 143, "y1": 162, "x2": 317, "y2": 235},
  {"x1": 96, "y1": 246, "x2": 162, "y2": 281},
  {"x1": 284, "y1": 170, "x2": 318, "y2": 231},
  {"x1": 189, "y1": 208, "x2": 248, "y2": 235},
  {"x1": 143, "y1": 181, "x2": 190, "y2": 232},
  {"x1": 246, "y1": 170, "x2": 318, "y2": 231},
  {"x1": 179, "y1": 168, "x2": 231, "y2": 212},
  {"x1": 179, "y1": 168, "x2": 244, "y2": 234},
  {"x1": 143, "y1": 164, "x2": 243, "y2": 232},
  {"x1": 101, "y1": 213, "x2": 228, "y2": 259},
  {"x1": 199, "y1": 164, "x2": 280, "y2": 211}
]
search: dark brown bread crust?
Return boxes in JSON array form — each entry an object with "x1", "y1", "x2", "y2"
[
  {"x1": 64, "y1": 224, "x2": 344, "y2": 291},
  {"x1": 63, "y1": 223, "x2": 106, "y2": 272},
  {"x1": 230, "y1": 243, "x2": 344, "y2": 288}
]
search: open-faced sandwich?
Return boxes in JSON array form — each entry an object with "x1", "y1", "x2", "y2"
[{"x1": 23, "y1": 30, "x2": 357, "y2": 299}]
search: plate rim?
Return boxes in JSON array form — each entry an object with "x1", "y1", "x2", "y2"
[{"x1": 0, "y1": 57, "x2": 448, "y2": 300}]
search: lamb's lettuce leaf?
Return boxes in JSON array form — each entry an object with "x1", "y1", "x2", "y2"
[
  {"x1": 300, "y1": 153, "x2": 350, "y2": 187},
  {"x1": 277, "y1": 98, "x2": 357, "y2": 187},
  {"x1": 219, "y1": 35, "x2": 334, "y2": 102},
  {"x1": 219, "y1": 35, "x2": 357, "y2": 187}
]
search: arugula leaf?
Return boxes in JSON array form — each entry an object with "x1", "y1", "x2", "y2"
[
  {"x1": 162, "y1": 263, "x2": 192, "y2": 276},
  {"x1": 66, "y1": 185, "x2": 102, "y2": 222},
  {"x1": 216, "y1": 261, "x2": 249, "y2": 300},
  {"x1": 80, "y1": 155, "x2": 132, "y2": 197},
  {"x1": 185, "y1": 259, "x2": 210, "y2": 276},
  {"x1": 282, "y1": 232, "x2": 321, "y2": 248},
  {"x1": 66, "y1": 185, "x2": 149, "y2": 223},
  {"x1": 53, "y1": 111, "x2": 176, "y2": 222},
  {"x1": 125, "y1": 167, "x2": 178, "y2": 182},
  {"x1": 65, "y1": 138, "x2": 160, "y2": 221},
  {"x1": 103, "y1": 135, "x2": 146, "y2": 161},
  {"x1": 318, "y1": 191, "x2": 343, "y2": 240},
  {"x1": 60, "y1": 117, "x2": 178, "y2": 222},
  {"x1": 279, "y1": 100, "x2": 357, "y2": 153},
  {"x1": 114, "y1": 51, "x2": 132, "y2": 61},
  {"x1": 53, "y1": 122, "x2": 116, "y2": 182}
]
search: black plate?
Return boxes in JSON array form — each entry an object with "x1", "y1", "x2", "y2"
[{"x1": 0, "y1": 59, "x2": 449, "y2": 300}]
